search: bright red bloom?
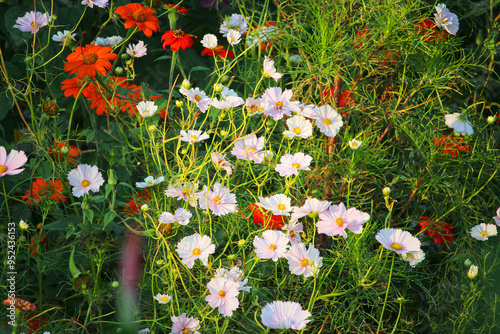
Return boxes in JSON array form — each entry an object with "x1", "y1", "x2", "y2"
[
  {"x1": 21, "y1": 312, "x2": 48, "y2": 334},
  {"x1": 64, "y1": 44, "x2": 117, "y2": 79},
  {"x1": 249, "y1": 203, "x2": 286, "y2": 230},
  {"x1": 416, "y1": 19, "x2": 448, "y2": 42},
  {"x1": 61, "y1": 77, "x2": 92, "y2": 99},
  {"x1": 419, "y1": 216, "x2": 455, "y2": 246},
  {"x1": 164, "y1": 4, "x2": 188, "y2": 13},
  {"x1": 115, "y1": 3, "x2": 160, "y2": 37},
  {"x1": 434, "y1": 135, "x2": 472, "y2": 158},
  {"x1": 201, "y1": 45, "x2": 235, "y2": 59},
  {"x1": 161, "y1": 29, "x2": 196, "y2": 52},
  {"x1": 47, "y1": 141, "x2": 82, "y2": 166},
  {"x1": 354, "y1": 27, "x2": 370, "y2": 49},
  {"x1": 3, "y1": 297, "x2": 36, "y2": 311},
  {"x1": 22, "y1": 178, "x2": 67, "y2": 206},
  {"x1": 123, "y1": 189, "x2": 152, "y2": 215}
]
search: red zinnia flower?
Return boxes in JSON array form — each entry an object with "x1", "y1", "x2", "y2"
[
  {"x1": 22, "y1": 178, "x2": 67, "y2": 206},
  {"x1": 164, "y1": 4, "x2": 188, "y2": 13},
  {"x1": 123, "y1": 189, "x2": 152, "y2": 215},
  {"x1": 115, "y1": 3, "x2": 160, "y2": 37},
  {"x1": 416, "y1": 19, "x2": 447, "y2": 42},
  {"x1": 201, "y1": 45, "x2": 235, "y2": 59},
  {"x1": 249, "y1": 203, "x2": 286, "y2": 230},
  {"x1": 64, "y1": 44, "x2": 117, "y2": 79},
  {"x1": 61, "y1": 77, "x2": 92, "y2": 99},
  {"x1": 434, "y1": 135, "x2": 472, "y2": 158},
  {"x1": 161, "y1": 29, "x2": 196, "y2": 52},
  {"x1": 419, "y1": 216, "x2": 455, "y2": 246},
  {"x1": 47, "y1": 141, "x2": 82, "y2": 166}
]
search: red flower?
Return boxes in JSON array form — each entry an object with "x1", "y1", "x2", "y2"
[
  {"x1": 123, "y1": 189, "x2": 152, "y2": 215},
  {"x1": 61, "y1": 77, "x2": 92, "y2": 99},
  {"x1": 29, "y1": 224, "x2": 47, "y2": 256},
  {"x1": 434, "y1": 135, "x2": 472, "y2": 158},
  {"x1": 47, "y1": 141, "x2": 82, "y2": 166},
  {"x1": 354, "y1": 27, "x2": 370, "y2": 49},
  {"x1": 249, "y1": 203, "x2": 286, "y2": 230},
  {"x1": 164, "y1": 4, "x2": 188, "y2": 13},
  {"x1": 419, "y1": 216, "x2": 455, "y2": 246},
  {"x1": 201, "y1": 45, "x2": 235, "y2": 59},
  {"x1": 321, "y1": 88, "x2": 354, "y2": 115},
  {"x1": 416, "y1": 19, "x2": 447, "y2": 42},
  {"x1": 2, "y1": 297, "x2": 36, "y2": 311},
  {"x1": 64, "y1": 45, "x2": 117, "y2": 79},
  {"x1": 161, "y1": 29, "x2": 196, "y2": 52},
  {"x1": 115, "y1": 3, "x2": 160, "y2": 37},
  {"x1": 22, "y1": 178, "x2": 67, "y2": 206}
]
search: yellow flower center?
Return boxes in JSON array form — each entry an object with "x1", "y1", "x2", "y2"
[
  {"x1": 182, "y1": 328, "x2": 190, "y2": 334},
  {"x1": 213, "y1": 196, "x2": 221, "y2": 204},
  {"x1": 336, "y1": 218, "x2": 344, "y2": 226},
  {"x1": 292, "y1": 163, "x2": 301, "y2": 169},
  {"x1": 31, "y1": 21, "x2": 39, "y2": 31},
  {"x1": 173, "y1": 30, "x2": 186, "y2": 38},
  {"x1": 190, "y1": 135, "x2": 198, "y2": 140},
  {"x1": 82, "y1": 52, "x2": 98, "y2": 65},
  {"x1": 275, "y1": 101, "x2": 283, "y2": 109},
  {"x1": 218, "y1": 290, "x2": 225, "y2": 297},
  {"x1": 81, "y1": 179, "x2": 90, "y2": 188},
  {"x1": 406, "y1": 253, "x2": 414, "y2": 259},
  {"x1": 194, "y1": 94, "x2": 202, "y2": 102},
  {"x1": 192, "y1": 248, "x2": 201, "y2": 256},
  {"x1": 248, "y1": 147, "x2": 256, "y2": 154},
  {"x1": 147, "y1": 180, "x2": 153, "y2": 185},
  {"x1": 277, "y1": 204, "x2": 286, "y2": 210},
  {"x1": 182, "y1": 188, "x2": 188, "y2": 196},
  {"x1": 289, "y1": 230, "x2": 296, "y2": 237},
  {"x1": 0, "y1": 165, "x2": 6, "y2": 173},
  {"x1": 132, "y1": 10, "x2": 147, "y2": 23},
  {"x1": 390, "y1": 243, "x2": 403, "y2": 251},
  {"x1": 351, "y1": 142, "x2": 359, "y2": 147},
  {"x1": 161, "y1": 295, "x2": 169, "y2": 302},
  {"x1": 323, "y1": 118, "x2": 331, "y2": 125},
  {"x1": 300, "y1": 258, "x2": 309, "y2": 267},
  {"x1": 269, "y1": 244, "x2": 277, "y2": 251},
  {"x1": 294, "y1": 127, "x2": 301, "y2": 134},
  {"x1": 480, "y1": 230, "x2": 488, "y2": 237}
]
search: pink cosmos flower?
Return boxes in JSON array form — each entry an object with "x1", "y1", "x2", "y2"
[
  {"x1": 261, "y1": 300, "x2": 312, "y2": 330},
  {"x1": 275, "y1": 152, "x2": 313, "y2": 177},
  {"x1": 179, "y1": 130, "x2": 210, "y2": 144},
  {"x1": 13, "y1": 11, "x2": 50, "y2": 34},
  {"x1": 261, "y1": 87, "x2": 300, "y2": 120},
  {"x1": 126, "y1": 41, "x2": 147, "y2": 58},
  {"x1": 67, "y1": 164, "x2": 105, "y2": 198},
  {"x1": 171, "y1": 313, "x2": 200, "y2": 334},
  {"x1": 253, "y1": 230, "x2": 289, "y2": 261},
  {"x1": 211, "y1": 152, "x2": 234, "y2": 175},
  {"x1": 0, "y1": 147, "x2": 28, "y2": 177},
  {"x1": 231, "y1": 134, "x2": 273, "y2": 163},
  {"x1": 316, "y1": 202, "x2": 370, "y2": 238},
  {"x1": 290, "y1": 198, "x2": 330, "y2": 222},
  {"x1": 81, "y1": 0, "x2": 108, "y2": 8},
  {"x1": 286, "y1": 243, "x2": 322, "y2": 277},
  {"x1": 434, "y1": 4, "x2": 459, "y2": 35},
  {"x1": 165, "y1": 181, "x2": 201, "y2": 207},
  {"x1": 214, "y1": 267, "x2": 252, "y2": 292},
  {"x1": 494, "y1": 207, "x2": 500, "y2": 226},
  {"x1": 176, "y1": 233, "x2": 215, "y2": 268},
  {"x1": 263, "y1": 56, "x2": 283, "y2": 82},
  {"x1": 205, "y1": 277, "x2": 240, "y2": 317},
  {"x1": 375, "y1": 228, "x2": 421, "y2": 254},
  {"x1": 313, "y1": 105, "x2": 343, "y2": 138},
  {"x1": 198, "y1": 182, "x2": 237, "y2": 216},
  {"x1": 173, "y1": 208, "x2": 192, "y2": 225},
  {"x1": 210, "y1": 96, "x2": 245, "y2": 110},
  {"x1": 245, "y1": 97, "x2": 271, "y2": 116},
  {"x1": 281, "y1": 221, "x2": 304, "y2": 245},
  {"x1": 256, "y1": 194, "x2": 292, "y2": 216},
  {"x1": 186, "y1": 87, "x2": 211, "y2": 113},
  {"x1": 295, "y1": 103, "x2": 318, "y2": 118}
]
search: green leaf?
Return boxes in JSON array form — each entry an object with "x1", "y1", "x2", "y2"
[
  {"x1": 92, "y1": 195, "x2": 106, "y2": 203},
  {"x1": 103, "y1": 211, "x2": 116, "y2": 229},
  {"x1": 83, "y1": 209, "x2": 94, "y2": 224},
  {"x1": 42, "y1": 220, "x2": 67, "y2": 231},
  {"x1": 105, "y1": 183, "x2": 114, "y2": 198},
  {"x1": 189, "y1": 66, "x2": 211, "y2": 75},
  {"x1": 38, "y1": 161, "x2": 53, "y2": 179},
  {"x1": 154, "y1": 55, "x2": 172, "y2": 62},
  {"x1": 69, "y1": 246, "x2": 81, "y2": 278}
]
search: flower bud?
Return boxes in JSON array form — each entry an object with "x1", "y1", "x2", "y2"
[
  {"x1": 487, "y1": 116, "x2": 495, "y2": 124},
  {"x1": 114, "y1": 67, "x2": 124, "y2": 75},
  {"x1": 214, "y1": 83, "x2": 223, "y2": 92},
  {"x1": 148, "y1": 125, "x2": 157, "y2": 132},
  {"x1": 464, "y1": 258, "x2": 472, "y2": 267},
  {"x1": 156, "y1": 259, "x2": 165, "y2": 266},
  {"x1": 238, "y1": 239, "x2": 246, "y2": 246},
  {"x1": 19, "y1": 220, "x2": 29, "y2": 230},
  {"x1": 181, "y1": 79, "x2": 191, "y2": 89},
  {"x1": 121, "y1": 53, "x2": 129, "y2": 60},
  {"x1": 220, "y1": 130, "x2": 228, "y2": 137},
  {"x1": 141, "y1": 204, "x2": 149, "y2": 212},
  {"x1": 227, "y1": 254, "x2": 236, "y2": 260},
  {"x1": 42, "y1": 100, "x2": 59, "y2": 117},
  {"x1": 221, "y1": 75, "x2": 230, "y2": 83},
  {"x1": 467, "y1": 264, "x2": 478, "y2": 279},
  {"x1": 176, "y1": 100, "x2": 184, "y2": 107},
  {"x1": 181, "y1": 148, "x2": 188, "y2": 155},
  {"x1": 111, "y1": 281, "x2": 119, "y2": 288},
  {"x1": 382, "y1": 187, "x2": 391, "y2": 196},
  {"x1": 107, "y1": 169, "x2": 117, "y2": 185}
]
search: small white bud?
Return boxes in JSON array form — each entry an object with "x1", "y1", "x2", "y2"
[
  {"x1": 382, "y1": 187, "x2": 391, "y2": 196},
  {"x1": 467, "y1": 264, "x2": 478, "y2": 279}
]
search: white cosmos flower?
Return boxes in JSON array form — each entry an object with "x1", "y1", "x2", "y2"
[
  {"x1": 172, "y1": 208, "x2": 192, "y2": 225},
  {"x1": 179, "y1": 130, "x2": 210, "y2": 144},
  {"x1": 401, "y1": 250, "x2": 425, "y2": 267},
  {"x1": 291, "y1": 198, "x2": 330, "y2": 222},
  {"x1": 257, "y1": 194, "x2": 292, "y2": 216},
  {"x1": 261, "y1": 301, "x2": 312, "y2": 330},
  {"x1": 136, "y1": 175, "x2": 165, "y2": 188},
  {"x1": 286, "y1": 243, "x2": 323, "y2": 277},
  {"x1": 137, "y1": 101, "x2": 158, "y2": 117},
  {"x1": 126, "y1": 40, "x2": 147, "y2": 58},
  {"x1": 210, "y1": 96, "x2": 245, "y2": 110},
  {"x1": 261, "y1": 87, "x2": 300, "y2": 120},
  {"x1": 205, "y1": 277, "x2": 240, "y2": 317},
  {"x1": 158, "y1": 211, "x2": 174, "y2": 224},
  {"x1": 67, "y1": 164, "x2": 105, "y2": 198},
  {"x1": 220, "y1": 14, "x2": 249, "y2": 36},
  {"x1": 313, "y1": 105, "x2": 343, "y2": 138},
  {"x1": 434, "y1": 4, "x2": 459, "y2": 35},
  {"x1": 171, "y1": 313, "x2": 200, "y2": 334},
  {"x1": 470, "y1": 223, "x2": 497, "y2": 241},
  {"x1": 198, "y1": 182, "x2": 237, "y2": 216},
  {"x1": 186, "y1": 87, "x2": 211, "y2": 113},
  {"x1": 444, "y1": 113, "x2": 473, "y2": 135},
  {"x1": 275, "y1": 152, "x2": 313, "y2": 177},
  {"x1": 176, "y1": 234, "x2": 215, "y2": 268},
  {"x1": 348, "y1": 139, "x2": 362, "y2": 150},
  {"x1": 231, "y1": 134, "x2": 273, "y2": 163},
  {"x1": 95, "y1": 35, "x2": 123, "y2": 47},
  {"x1": 165, "y1": 181, "x2": 201, "y2": 207},
  {"x1": 226, "y1": 29, "x2": 241, "y2": 45},
  {"x1": 263, "y1": 56, "x2": 283, "y2": 82},
  {"x1": 201, "y1": 33, "x2": 218, "y2": 50},
  {"x1": 295, "y1": 103, "x2": 318, "y2": 118},
  {"x1": 281, "y1": 221, "x2": 304, "y2": 245},
  {"x1": 253, "y1": 230, "x2": 289, "y2": 261},
  {"x1": 283, "y1": 115, "x2": 313, "y2": 139},
  {"x1": 375, "y1": 228, "x2": 421, "y2": 254},
  {"x1": 214, "y1": 267, "x2": 252, "y2": 292},
  {"x1": 211, "y1": 152, "x2": 234, "y2": 175},
  {"x1": 154, "y1": 293, "x2": 171, "y2": 304},
  {"x1": 52, "y1": 30, "x2": 76, "y2": 45},
  {"x1": 245, "y1": 97, "x2": 271, "y2": 116},
  {"x1": 316, "y1": 203, "x2": 370, "y2": 238}
]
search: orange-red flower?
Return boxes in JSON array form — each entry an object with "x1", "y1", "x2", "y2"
[
  {"x1": 201, "y1": 45, "x2": 235, "y2": 59},
  {"x1": 416, "y1": 19, "x2": 448, "y2": 42},
  {"x1": 115, "y1": 3, "x2": 160, "y2": 37},
  {"x1": 164, "y1": 4, "x2": 188, "y2": 13},
  {"x1": 3, "y1": 297, "x2": 36, "y2": 311},
  {"x1": 249, "y1": 203, "x2": 286, "y2": 230},
  {"x1": 47, "y1": 141, "x2": 82, "y2": 166},
  {"x1": 123, "y1": 189, "x2": 152, "y2": 215},
  {"x1": 419, "y1": 216, "x2": 455, "y2": 246},
  {"x1": 61, "y1": 77, "x2": 92, "y2": 99},
  {"x1": 64, "y1": 44, "x2": 117, "y2": 79},
  {"x1": 161, "y1": 29, "x2": 196, "y2": 52},
  {"x1": 434, "y1": 135, "x2": 472, "y2": 158},
  {"x1": 22, "y1": 178, "x2": 67, "y2": 206}
]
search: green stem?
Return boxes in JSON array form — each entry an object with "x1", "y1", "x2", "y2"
[
  {"x1": 2, "y1": 179, "x2": 11, "y2": 222},
  {"x1": 377, "y1": 254, "x2": 395, "y2": 334}
]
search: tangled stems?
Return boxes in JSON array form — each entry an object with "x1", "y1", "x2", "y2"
[{"x1": 377, "y1": 253, "x2": 395, "y2": 334}]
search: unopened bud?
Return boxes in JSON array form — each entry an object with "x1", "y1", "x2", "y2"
[
  {"x1": 467, "y1": 264, "x2": 478, "y2": 279},
  {"x1": 176, "y1": 100, "x2": 184, "y2": 107},
  {"x1": 19, "y1": 220, "x2": 29, "y2": 230},
  {"x1": 111, "y1": 281, "x2": 119, "y2": 288},
  {"x1": 141, "y1": 204, "x2": 149, "y2": 212},
  {"x1": 181, "y1": 79, "x2": 191, "y2": 89},
  {"x1": 107, "y1": 169, "x2": 117, "y2": 185},
  {"x1": 114, "y1": 67, "x2": 124, "y2": 75},
  {"x1": 487, "y1": 116, "x2": 495, "y2": 124},
  {"x1": 181, "y1": 148, "x2": 188, "y2": 155},
  {"x1": 214, "y1": 83, "x2": 223, "y2": 92},
  {"x1": 220, "y1": 130, "x2": 228, "y2": 137},
  {"x1": 238, "y1": 239, "x2": 246, "y2": 246},
  {"x1": 464, "y1": 258, "x2": 472, "y2": 267},
  {"x1": 148, "y1": 125, "x2": 157, "y2": 132},
  {"x1": 382, "y1": 187, "x2": 391, "y2": 196}
]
